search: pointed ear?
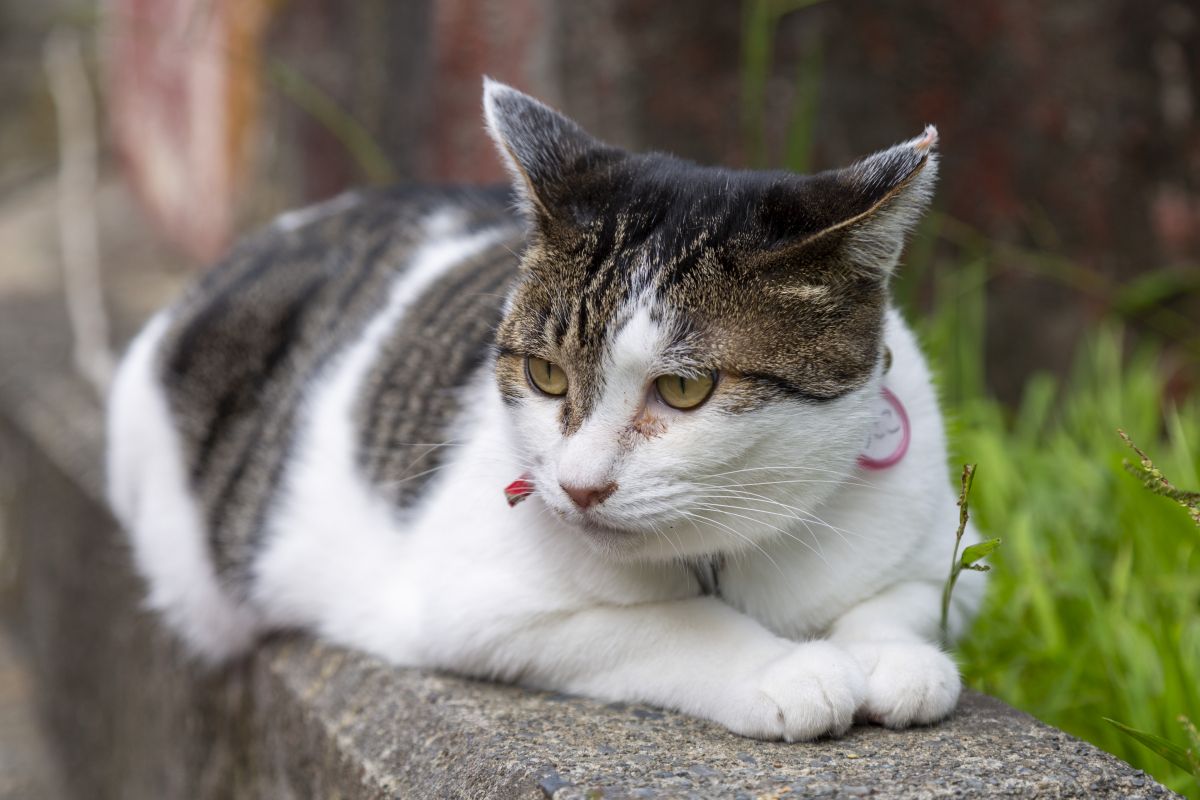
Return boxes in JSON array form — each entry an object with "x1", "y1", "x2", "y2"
[
  {"x1": 482, "y1": 78, "x2": 616, "y2": 218},
  {"x1": 774, "y1": 127, "x2": 939, "y2": 280},
  {"x1": 835, "y1": 126, "x2": 938, "y2": 275}
]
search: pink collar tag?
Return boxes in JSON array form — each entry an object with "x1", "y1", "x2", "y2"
[{"x1": 858, "y1": 387, "x2": 910, "y2": 470}]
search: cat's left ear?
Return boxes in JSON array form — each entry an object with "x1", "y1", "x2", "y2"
[
  {"x1": 833, "y1": 127, "x2": 938, "y2": 277},
  {"x1": 768, "y1": 128, "x2": 939, "y2": 281},
  {"x1": 482, "y1": 78, "x2": 618, "y2": 219}
]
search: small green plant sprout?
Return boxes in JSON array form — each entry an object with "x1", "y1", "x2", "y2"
[
  {"x1": 940, "y1": 464, "x2": 1000, "y2": 646},
  {"x1": 1118, "y1": 429, "x2": 1200, "y2": 527},
  {"x1": 1104, "y1": 716, "x2": 1200, "y2": 784}
]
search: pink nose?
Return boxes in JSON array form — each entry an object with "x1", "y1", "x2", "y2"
[{"x1": 560, "y1": 481, "x2": 618, "y2": 510}]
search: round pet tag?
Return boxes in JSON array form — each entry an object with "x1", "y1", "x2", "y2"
[{"x1": 858, "y1": 387, "x2": 910, "y2": 470}]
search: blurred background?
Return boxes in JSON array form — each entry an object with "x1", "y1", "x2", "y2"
[{"x1": 0, "y1": 0, "x2": 1197, "y2": 795}]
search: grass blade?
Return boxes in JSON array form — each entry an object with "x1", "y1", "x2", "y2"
[{"x1": 1104, "y1": 718, "x2": 1197, "y2": 775}]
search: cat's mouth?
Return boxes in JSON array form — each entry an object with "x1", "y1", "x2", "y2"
[
  {"x1": 548, "y1": 502, "x2": 634, "y2": 534},
  {"x1": 570, "y1": 515, "x2": 658, "y2": 559},
  {"x1": 544, "y1": 499, "x2": 647, "y2": 541},
  {"x1": 523, "y1": 472, "x2": 672, "y2": 545},
  {"x1": 576, "y1": 516, "x2": 638, "y2": 537}
]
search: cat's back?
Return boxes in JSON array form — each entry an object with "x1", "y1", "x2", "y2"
[{"x1": 108, "y1": 186, "x2": 524, "y2": 651}]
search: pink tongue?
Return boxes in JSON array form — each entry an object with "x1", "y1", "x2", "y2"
[{"x1": 504, "y1": 473, "x2": 535, "y2": 507}]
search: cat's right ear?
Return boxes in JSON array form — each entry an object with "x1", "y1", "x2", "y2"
[{"x1": 482, "y1": 78, "x2": 616, "y2": 219}]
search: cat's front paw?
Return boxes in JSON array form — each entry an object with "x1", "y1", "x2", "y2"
[
  {"x1": 843, "y1": 641, "x2": 960, "y2": 728},
  {"x1": 724, "y1": 641, "x2": 866, "y2": 742}
]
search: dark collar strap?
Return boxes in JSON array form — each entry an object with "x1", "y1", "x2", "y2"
[{"x1": 690, "y1": 556, "x2": 724, "y2": 598}]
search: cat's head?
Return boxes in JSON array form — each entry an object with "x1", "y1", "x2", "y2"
[{"x1": 485, "y1": 79, "x2": 936, "y2": 561}]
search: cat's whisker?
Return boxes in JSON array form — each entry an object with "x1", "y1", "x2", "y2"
[
  {"x1": 357, "y1": 443, "x2": 537, "y2": 470},
  {"x1": 691, "y1": 503, "x2": 835, "y2": 565},
  {"x1": 375, "y1": 464, "x2": 457, "y2": 489},
  {"x1": 678, "y1": 510, "x2": 787, "y2": 578},
  {"x1": 698, "y1": 475, "x2": 877, "y2": 493},
  {"x1": 694, "y1": 488, "x2": 880, "y2": 545},
  {"x1": 782, "y1": 509, "x2": 876, "y2": 545},
  {"x1": 397, "y1": 443, "x2": 464, "y2": 473},
  {"x1": 726, "y1": 500, "x2": 873, "y2": 553},
  {"x1": 363, "y1": 440, "x2": 468, "y2": 448},
  {"x1": 648, "y1": 519, "x2": 685, "y2": 563},
  {"x1": 690, "y1": 494, "x2": 817, "y2": 525},
  {"x1": 709, "y1": 476, "x2": 911, "y2": 503},
  {"x1": 359, "y1": 444, "x2": 538, "y2": 475},
  {"x1": 372, "y1": 454, "x2": 537, "y2": 484},
  {"x1": 696, "y1": 463, "x2": 870, "y2": 481},
  {"x1": 688, "y1": 502, "x2": 829, "y2": 567},
  {"x1": 707, "y1": 477, "x2": 875, "y2": 491},
  {"x1": 666, "y1": 523, "x2": 691, "y2": 560}
]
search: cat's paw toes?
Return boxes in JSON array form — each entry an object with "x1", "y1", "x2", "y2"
[
  {"x1": 844, "y1": 641, "x2": 960, "y2": 728},
  {"x1": 729, "y1": 641, "x2": 866, "y2": 741}
]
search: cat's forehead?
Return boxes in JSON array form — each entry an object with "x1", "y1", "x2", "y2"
[
  {"x1": 502, "y1": 156, "x2": 870, "y2": 347},
  {"x1": 573, "y1": 157, "x2": 791, "y2": 237}
]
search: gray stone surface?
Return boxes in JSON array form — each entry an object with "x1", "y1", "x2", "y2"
[
  {"x1": 0, "y1": 628, "x2": 64, "y2": 800},
  {"x1": 245, "y1": 646, "x2": 1183, "y2": 799},
  {"x1": 0, "y1": 178, "x2": 1181, "y2": 798}
]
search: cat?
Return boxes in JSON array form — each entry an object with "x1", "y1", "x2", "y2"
[{"x1": 106, "y1": 78, "x2": 985, "y2": 742}]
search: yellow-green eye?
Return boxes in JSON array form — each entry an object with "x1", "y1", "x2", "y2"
[
  {"x1": 526, "y1": 357, "x2": 568, "y2": 396},
  {"x1": 655, "y1": 372, "x2": 716, "y2": 410}
]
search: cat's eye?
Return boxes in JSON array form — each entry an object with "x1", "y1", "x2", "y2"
[
  {"x1": 655, "y1": 372, "x2": 716, "y2": 410},
  {"x1": 525, "y1": 357, "x2": 568, "y2": 396}
]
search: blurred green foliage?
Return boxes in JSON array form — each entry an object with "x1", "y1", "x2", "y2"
[
  {"x1": 901, "y1": 238, "x2": 1200, "y2": 797},
  {"x1": 741, "y1": 0, "x2": 829, "y2": 171}
]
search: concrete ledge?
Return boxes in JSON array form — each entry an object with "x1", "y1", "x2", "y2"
[{"x1": 0, "y1": 180, "x2": 1179, "y2": 798}]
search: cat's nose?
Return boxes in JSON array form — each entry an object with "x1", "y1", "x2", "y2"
[{"x1": 560, "y1": 481, "x2": 618, "y2": 510}]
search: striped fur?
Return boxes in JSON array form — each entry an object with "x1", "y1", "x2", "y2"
[
  {"x1": 357, "y1": 234, "x2": 520, "y2": 507},
  {"x1": 157, "y1": 186, "x2": 521, "y2": 587}
]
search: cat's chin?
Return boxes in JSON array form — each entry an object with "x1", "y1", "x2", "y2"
[
  {"x1": 546, "y1": 508, "x2": 656, "y2": 559},
  {"x1": 569, "y1": 515, "x2": 641, "y2": 541},
  {"x1": 536, "y1": 498, "x2": 735, "y2": 561},
  {"x1": 564, "y1": 514, "x2": 723, "y2": 564},
  {"x1": 577, "y1": 528, "x2": 661, "y2": 562}
]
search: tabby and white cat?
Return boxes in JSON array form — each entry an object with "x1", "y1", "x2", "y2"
[{"x1": 107, "y1": 80, "x2": 984, "y2": 741}]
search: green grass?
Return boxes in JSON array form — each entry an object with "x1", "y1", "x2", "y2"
[
  {"x1": 942, "y1": 325, "x2": 1198, "y2": 796},
  {"x1": 904, "y1": 260, "x2": 1200, "y2": 797}
]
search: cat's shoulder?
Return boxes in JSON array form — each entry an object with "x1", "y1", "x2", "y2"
[{"x1": 152, "y1": 183, "x2": 520, "y2": 390}]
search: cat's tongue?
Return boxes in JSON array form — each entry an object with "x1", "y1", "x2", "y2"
[{"x1": 504, "y1": 474, "x2": 535, "y2": 507}]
